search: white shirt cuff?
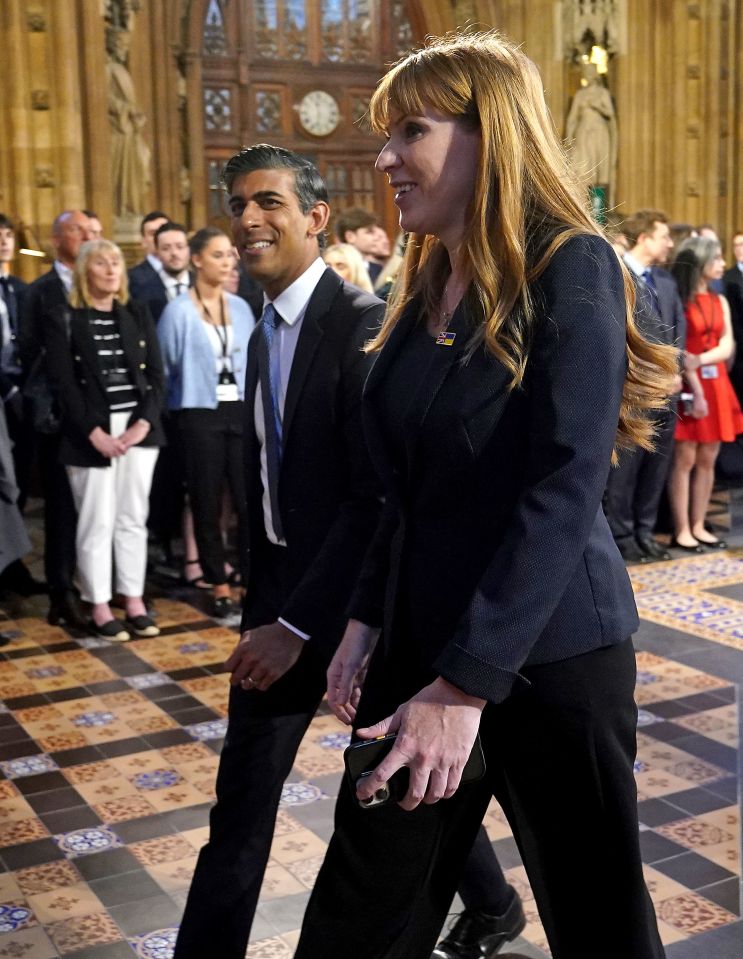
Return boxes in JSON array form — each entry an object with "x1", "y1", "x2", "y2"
[{"x1": 278, "y1": 617, "x2": 310, "y2": 641}]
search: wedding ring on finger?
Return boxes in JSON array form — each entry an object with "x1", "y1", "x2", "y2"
[{"x1": 242, "y1": 676, "x2": 256, "y2": 689}]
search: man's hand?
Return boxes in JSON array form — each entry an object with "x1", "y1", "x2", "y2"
[
  {"x1": 327, "y1": 619, "x2": 380, "y2": 725},
  {"x1": 119, "y1": 419, "x2": 151, "y2": 449},
  {"x1": 355, "y1": 677, "x2": 485, "y2": 812},
  {"x1": 224, "y1": 622, "x2": 305, "y2": 692},
  {"x1": 89, "y1": 426, "x2": 126, "y2": 458}
]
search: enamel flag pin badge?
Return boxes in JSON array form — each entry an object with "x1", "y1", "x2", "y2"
[{"x1": 436, "y1": 331, "x2": 456, "y2": 347}]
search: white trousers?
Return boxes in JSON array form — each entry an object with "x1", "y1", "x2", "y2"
[{"x1": 67, "y1": 412, "x2": 159, "y2": 604}]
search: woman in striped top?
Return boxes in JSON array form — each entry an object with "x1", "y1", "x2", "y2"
[{"x1": 45, "y1": 240, "x2": 165, "y2": 641}]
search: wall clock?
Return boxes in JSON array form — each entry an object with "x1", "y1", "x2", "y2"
[{"x1": 296, "y1": 90, "x2": 341, "y2": 137}]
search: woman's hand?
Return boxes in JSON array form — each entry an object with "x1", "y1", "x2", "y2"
[
  {"x1": 356, "y1": 677, "x2": 485, "y2": 811},
  {"x1": 684, "y1": 352, "x2": 702, "y2": 372},
  {"x1": 89, "y1": 426, "x2": 126, "y2": 458},
  {"x1": 120, "y1": 419, "x2": 151, "y2": 449},
  {"x1": 691, "y1": 393, "x2": 709, "y2": 419},
  {"x1": 327, "y1": 619, "x2": 380, "y2": 725}
]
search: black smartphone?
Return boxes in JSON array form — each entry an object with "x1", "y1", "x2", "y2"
[{"x1": 343, "y1": 732, "x2": 486, "y2": 809}]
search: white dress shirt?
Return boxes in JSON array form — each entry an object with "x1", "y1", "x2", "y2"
[
  {"x1": 254, "y1": 257, "x2": 327, "y2": 641},
  {"x1": 146, "y1": 253, "x2": 162, "y2": 272},
  {"x1": 53, "y1": 260, "x2": 74, "y2": 295},
  {"x1": 161, "y1": 271, "x2": 190, "y2": 301}
]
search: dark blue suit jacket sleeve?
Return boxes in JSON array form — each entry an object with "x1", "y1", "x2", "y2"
[{"x1": 434, "y1": 235, "x2": 631, "y2": 702}]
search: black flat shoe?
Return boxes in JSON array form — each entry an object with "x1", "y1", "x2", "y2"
[
  {"x1": 670, "y1": 538, "x2": 707, "y2": 554},
  {"x1": 694, "y1": 538, "x2": 728, "y2": 549},
  {"x1": 125, "y1": 614, "x2": 160, "y2": 638},
  {"x1": 213, "y1": 596, "x2": 234, "y2": 618},
  {"x1": 432, "y1": 888, "x2": 526, "y2": 959},
  {"x1": 90, "y1": 619, "x2": 131, "y2": 642}
]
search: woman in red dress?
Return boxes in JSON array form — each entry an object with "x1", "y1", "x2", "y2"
[{"x1": 669, "y1": 236, "x2": 743, "y2": 550}]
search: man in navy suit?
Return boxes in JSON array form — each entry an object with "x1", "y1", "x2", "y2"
[
  {"x1": 128, "y1": 210, "x2": 169, "y2": 298},
  {"x1": 19, "y1": 209, "x2": 93, "y2": 624},
  {"x1": 129, "y1": 221, "x2": 190, "y2": 323},
  {"x1": 605, "y1": 209, "x2": 685, "y2": 562},
  {"x1": 173, "y1": 145, "x2": 385, "y2": 959},
  {"x1": 723, "y1": 231, "x2": 743, "y2": 402},
  {"x1": 0, "y1": 214, "x2": 29, "y2": 496}
]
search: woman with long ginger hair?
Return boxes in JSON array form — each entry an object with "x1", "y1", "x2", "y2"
[{"x1": 294, "y1": 32, "x2": 676, "y2": 959}]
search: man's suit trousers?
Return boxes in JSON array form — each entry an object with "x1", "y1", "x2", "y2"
[
  {"x1": 172, "y1": 548, "x2": 328, "y2": 959},
  {"x1": 606, "y1": 408, "x2": 676, "y2": 542}
]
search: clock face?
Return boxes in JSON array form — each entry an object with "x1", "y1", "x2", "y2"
[{"x1": 298, "y1": 90, "x2": 340, "y2": 137}]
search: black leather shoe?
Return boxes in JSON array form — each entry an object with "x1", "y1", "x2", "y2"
[
  {"x1": 637, "y1": 536, "x2": 671, "y2": 561},
  {"x1": 0, "y1": 560, "x2": 47, "y2": 596},
  {"x1": 47, "y1": 590, "x2": 88, "y2": 629},
  {"x1": 615, "y1": 539, "x2": 647, "y2": 564},
  {"x1": 432, "y1": 889, "x2": 526, "y2": 959},
  {"x1": 670, "y1": 538, "x2": 707, "y2": 554}
]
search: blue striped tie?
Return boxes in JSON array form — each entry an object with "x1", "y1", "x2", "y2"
[{"x1": 258, "y1": 303, "x2": 284, "y2": 540}]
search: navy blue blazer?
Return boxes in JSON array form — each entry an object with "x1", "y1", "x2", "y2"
[
  {"x1": 239, "y1": 267, "x2": 385, "y2": 657},
  {"x1": 349, "y1": 233, "x2": 639, "y2": 704}
]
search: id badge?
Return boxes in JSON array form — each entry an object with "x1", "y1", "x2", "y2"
[
  {"x1": 700, "y1": 364, "x2": 719, "y2": 380},
  {"x1": 216, "y1": 381, "x2": 239, "y2": 402}
]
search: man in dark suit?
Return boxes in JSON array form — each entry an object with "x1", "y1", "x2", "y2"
[
  {"x1": 128, "y1": 210, "x2": 169, "y2": 297},
  {"x1": 19, "y1": 209, "x2": 93, "y2": 625},
  {"x1": 173, "y1": 145, "x2": 385, "y2": 959},
  {"x1": 129, "y1": 221, "x2": 190, "y2": 324},
  {"x1": 0, "y1": 214, "x2": 30, "y2": 499},
  {"x1": 0, "y1": 213, "x2": 43, "y2": 597},
  {"x1": 605, "y1": 209, "x2": 685, "y2": 562},
  {"x1": 723, "y1": 231, "x2": 743, "y2": 401}
]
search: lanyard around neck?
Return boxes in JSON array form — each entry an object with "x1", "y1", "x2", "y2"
[{"x1": 196, "y1": 288, "x2": 228, "y2": 359}]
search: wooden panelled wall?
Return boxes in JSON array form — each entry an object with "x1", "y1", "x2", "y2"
[{"x1": 1, "y1": 0, "x2": 741, "y2": 281}]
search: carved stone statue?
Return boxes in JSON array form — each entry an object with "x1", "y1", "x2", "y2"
[
  {"x1": 106, "y1": 26, "x2": 151, "y2": 220},
  {"x1": 565, "y1": 63, "x2": 617, "y2": 200}
]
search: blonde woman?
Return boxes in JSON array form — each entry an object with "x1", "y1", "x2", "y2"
[
  {"x1": 296, "y1": 32, "x2": 676, "y2": 959},
  {"x1": 44, "y1": 240, "x2": 165, "y2": 640},
  {"x1": 323, "y1": 242, "x2": 374, "y2": 293}
]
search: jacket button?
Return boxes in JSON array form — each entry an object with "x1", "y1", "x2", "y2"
[
  {"x1": 139, "y1": 362, "x2": 146, "y2": 369},
  {"x1": 74, "y1": 355, "x2": 81, "y2": 361},
  {"x1": 139, "y1": 339, "x2": 145, "y2": 347}
]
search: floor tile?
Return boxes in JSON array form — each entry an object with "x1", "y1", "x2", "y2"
[
  {"x1": 88, "y1": 870, "x2": 164, "y2": 907},
  {"x1": 46, "y1": 911, "x2": 122, "y2": 955},
  {"x1": 653, "y1": 851, "x2": 736, "y2": 889},
  {"x1": 0, "y1": 925, "x2": 57, "y2": 958},
  {"x1": 107, "y1": 894, "x2": 181, "y2": 937}
]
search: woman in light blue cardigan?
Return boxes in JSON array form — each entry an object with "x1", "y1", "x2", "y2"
[{"x1": 158, "y1": 227, "x2": 255, "y2": 616}]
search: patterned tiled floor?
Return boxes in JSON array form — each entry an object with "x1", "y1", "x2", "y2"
[{"x1": 0, "y1": 530, "x2": 741, "y2": 956}]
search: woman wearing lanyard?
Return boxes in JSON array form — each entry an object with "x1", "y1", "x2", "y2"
[
  {"x1": 669, "y1": 236, "x2": 743, "y2": 551},
  {"x1": 158, "y1": 227, "x2": 256, "y2": 616}
]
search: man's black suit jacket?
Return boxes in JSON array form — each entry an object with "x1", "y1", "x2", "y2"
[
  {"x1": 349, "y1": 234, "x2": 639, "y2": 706},
  {"x1": 128, "y1": 266, "x2": 169, "y2": 324},
  {"x1": 0, "y1": 273, "x2": 28, "y2": 394},
  {"x1": 240, "y1": 267, "x2": 385, "y2": 659},
  {"x1": 723, "y1": 265, "x2": 743, "y2": 400},
  {"x1": 19, "y1": 268, "x2": 68, "y2": 375},
  {"x1": 128, "y1": 259, "x2": 160, "y2": 296}
]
